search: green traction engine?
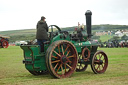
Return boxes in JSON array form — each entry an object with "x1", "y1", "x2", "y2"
[{"x1": 20, "y1": 10, "x2": 108, "y2": 78}]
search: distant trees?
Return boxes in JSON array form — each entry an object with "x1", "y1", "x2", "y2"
[{"x1": 92, "y1": 25, "x2": 128, "y2": 30}]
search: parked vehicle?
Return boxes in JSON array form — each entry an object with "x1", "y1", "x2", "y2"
[
  {"x1": 0, "y1": 35, "x2": 9, "y2": 48},
  {"x1": 20, "y1": 10, "x2": 108, "y2": 78}
]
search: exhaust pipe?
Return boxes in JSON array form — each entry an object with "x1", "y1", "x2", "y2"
[{"x1": 85, "y1": 10, "x2": 92, "y2": 38}]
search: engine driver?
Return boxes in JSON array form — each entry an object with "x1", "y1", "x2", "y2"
[{"x1": 36, "y1": 16, "x2": 49, "y2": 52}]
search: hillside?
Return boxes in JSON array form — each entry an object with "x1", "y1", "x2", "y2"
[
  {"x1": 0, "y1": 29, "x2": 36, "y2": 42},
  {"x1": 0, "y1": 24, "x2": 128, "y2": 42},
  {"x1": 61, "y1": 24, "x2": 128, "y2": 31}
]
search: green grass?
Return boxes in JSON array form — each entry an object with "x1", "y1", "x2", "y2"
[
  {"x1": 0, "y1": 46, "x2": 128, "y2": 85},
  {"x1": 100, "y1": 35, "x2": 113, "y2": 42}
]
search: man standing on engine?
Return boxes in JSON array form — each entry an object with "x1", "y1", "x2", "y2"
[{"x1": 36, "y1": 16, "x2": 48, "y2": 52}]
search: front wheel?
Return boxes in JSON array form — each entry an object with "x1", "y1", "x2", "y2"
[
  {"x1": 91, "y1": 50, "x2": 108, "y2": 74},
  {"x1": 46, "y1": 40, "x2": 78, "y2": 78}
]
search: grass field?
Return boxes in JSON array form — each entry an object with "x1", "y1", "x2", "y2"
[
  {"x1": 0, "y1": 46, "x2": 128, "y2": 85},
  {"x1": 100, "y1": 35, "x2": 113, "y2": 42}
]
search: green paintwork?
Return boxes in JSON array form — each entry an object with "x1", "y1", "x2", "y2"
[
  {"x1": 20, "y1": 10, "x2": 108, "y2": 76},
  {"x1": 20, "y1": 45, "x2": 47, "y2": 71},
  {"x1": 20, "y1": 30, "x2": 99, "y2": 72}
]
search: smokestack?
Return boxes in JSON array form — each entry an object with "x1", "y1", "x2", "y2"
[{"x1": 85, "y1": 10, "x2": 92, "y2": 38}]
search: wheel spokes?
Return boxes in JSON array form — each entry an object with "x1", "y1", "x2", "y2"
[
  {"x1": 61, "y1": 45, "x2": 64, "y2": 55},
  {"x1": 61, "y1": 65, "x2": 64, "y2": 75},
  {"x1": 48, "y1": 41, "x2": 78, "y2": 78},
  {"x1": 101, "y1": 64, "x2": 104, "y2": 69},
  {"x1": 76, "y1": 54, "x2": 88, "y2": 72},
  {"x1": 79, "y1": 64, "x2": 84, "y2": 69},
  {"x1": 56, "y1": 64, "x2": 62, "y2": 73},
  {"x1": 53, "y1": 50, "x2": 61, "y2": 57},
  {"x1": 51, "y1": 60, "x2": 60, "y2": 63},
  {"x1": 66, "y1": 63, "x2": 73, "y2": 70},
  {"x1": 67, "y1": 55, "x2": 75, "y2": 58},
  {"x1": 64, "y1": 45, "x2": 69, "y2": 54},
  {"x1": 66, "y1": 50, "x2": 70, "y2": 57},
  {"x1": 52, "y1": 55, "x2": 58, "y2": 59},
  {"x1": 58, "y1": 45, "x2": 60, "y2": 54},
  {"x1": 68, "y1": 60, "x2": 72, "y2": 63},
  {"x1": 92, "y1": 51, "x2": 108, "y2": 74},
  {"x1": 54, "y1": 63, "x2": 59, "y2": 69},
  {"x1": 99, "y1": 54, "x2": 103, "y2": 60}
]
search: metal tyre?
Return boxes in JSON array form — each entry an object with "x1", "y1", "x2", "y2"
[
  {"x1": 46, "y1": 40, "x2": 78, "y2": 78},
  {"x1": 91, "y1": 50, "x2": 108, "y2": 74}
]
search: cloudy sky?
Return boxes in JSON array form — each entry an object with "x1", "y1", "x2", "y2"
[{"x1": 0, "y1": 0, "x2": 128, "y2": 31}]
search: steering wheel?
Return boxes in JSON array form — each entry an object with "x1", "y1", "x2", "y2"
[
  {"x1": 49, "y1": 25, "x2": 61, "y2": 32},
  {"x1": 48, "y1": 25, "x2": 69, "y2": 40},
  {"x1": 48, "y1": 25, "x2": 61, "y2": 39}
]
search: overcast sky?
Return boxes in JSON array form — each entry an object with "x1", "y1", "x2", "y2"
[{"x1": 0, "y1": 0, "x2": 128, "y2": 31}]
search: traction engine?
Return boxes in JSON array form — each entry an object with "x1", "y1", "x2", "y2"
[
  {"x1": 0, "y1": 35, "x2": 9, "y2": 48},
  {"x1": 20, "y1": 10, "x2": 108, "y2": 78}
]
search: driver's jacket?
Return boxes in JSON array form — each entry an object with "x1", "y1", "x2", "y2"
[{"x1": 36, "y1": 20, "x2": 48, "y2": 40}]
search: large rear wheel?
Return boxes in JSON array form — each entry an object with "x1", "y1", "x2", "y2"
[{"x1": 46, "y1": 40, "x2": 78, "y2": 78}]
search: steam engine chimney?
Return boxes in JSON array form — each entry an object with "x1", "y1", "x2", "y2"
[{"x1": 85, "y1": 10, "x2": 92, "y2": 38}]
